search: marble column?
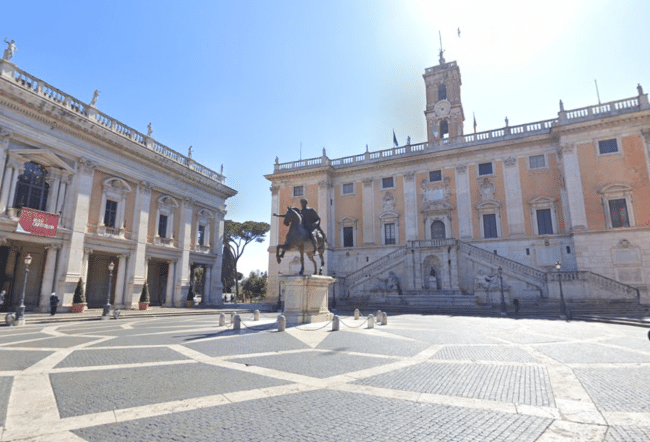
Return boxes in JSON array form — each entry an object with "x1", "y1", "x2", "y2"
[
  {"x1": 362, "y1": 178, "x2": 375, "y2": 244},
  {"x1": 175, "y1": 197, "x2": 193, "y2": 305},
  {"x1": 558, "y1": 144, "x2": 588, "y2": 230},
  {"x1": 502, "y1": 157, "x2": 526, "y2": 236},
  {"x1": 0, "y1": 128, "x2": 10, "y2": 196},
  {"x1": 128, "y1": 181, "x2": 153, "y2": 307},
  {"x1": 114, "y1": 254, "x2": 128, "y2": 308},
  {"x1": 164, "y1": 260, "x2": 176, "y2": 307},
  {"x1": 0, "y1": 160, "x2": 22, "y2": 214},
  {"x1": 45, "y1": 175, "x2": 61, "y2": 214},
  {"x1": 455, "y1": 164, "x2": 473, "y2": 239},
  {"x1": 38, "y1": 245, "x2": 60, "y2": 312},
  {"x1": 403, "y1": 172, "x2": 418, "y2": 241},
  {"x1": 269, "y1": 186, "x2": 280, "y2": 248}
]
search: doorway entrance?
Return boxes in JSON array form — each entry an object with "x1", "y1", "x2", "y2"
[
  {"x1": 86, "y1": 254, "x2": 118, "y2": 308},
  {"x1": 147, "y1": 260, "x2": 169, "y2": 306}
]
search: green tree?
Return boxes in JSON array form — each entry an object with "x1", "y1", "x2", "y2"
[
  {"x1": 224, "y1": 220, "x2": 270, "y2": 301},
  {"x1": 221, "y1": 242, "x2": 236, "y2": 293},
  {"x1": 241, "y1": 271, "x2": 268, "y2": 301},
  {"x1": 72, "y1": 278, "x2": 86, "y2": 304}
]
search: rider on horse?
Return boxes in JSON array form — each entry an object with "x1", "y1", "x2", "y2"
[{"x1": 275, "y1": 198, "x2": 325, "y2": 255}]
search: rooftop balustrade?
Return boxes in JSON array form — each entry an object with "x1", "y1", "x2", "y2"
[
  {"x1": 273, "y1": 93, "x2": 648, "y2": 174},
  {"x1": 1, "y1": 63, "x2": 226, "y2": 185}
]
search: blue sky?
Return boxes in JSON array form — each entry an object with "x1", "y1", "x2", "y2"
[{"x1": 3, "y1": 0, "x2": 649, "y2": 275}]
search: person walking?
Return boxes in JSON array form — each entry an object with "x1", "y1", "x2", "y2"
[{"x1": 49, "y1": 292, "x2": 60, "y2": 316}]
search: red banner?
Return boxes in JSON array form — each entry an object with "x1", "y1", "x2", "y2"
[{"x1": 16, "y1": 208, "x2": 59, "y2": 237}]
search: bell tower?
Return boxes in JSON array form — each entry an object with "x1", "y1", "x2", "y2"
[{"x1": 423, "y1": 45, "x2": 464, "y2": 144}]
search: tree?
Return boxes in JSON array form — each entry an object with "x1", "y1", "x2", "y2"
[
  {"x1": 223, "y1": 220, "x2": 270, "y2": 300},
  {"x1": 241, "y1": 271, "x2": 268, "y2": 301},
  {"x1": 73, "y1": 278, "x2": 86, "y2": 304},
  {"x1": 221, "y1": 242, "x2": 236, "y2": 293}
]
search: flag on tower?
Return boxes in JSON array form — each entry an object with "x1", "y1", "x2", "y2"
[
  {"x1": 393, "y1": 130, "x2": 398, "y2": 147},
  {"x1": 473, "y1": 112, "x2": 477, "y2": 134}
]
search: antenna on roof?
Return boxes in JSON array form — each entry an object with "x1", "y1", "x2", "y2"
[
  {"x1": 300, "y1": 142, "x2": 302, "y2": 160},
  {"x1": 438, "y1": 31, "x2": 445, "y2": 64},
  {"x1": 594, "y1": 79, "x2": 601, "y2": 105}
]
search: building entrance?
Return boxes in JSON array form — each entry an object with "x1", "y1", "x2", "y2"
[
  {"x1": 86, "y1": 254, "x2": 118, "y2": 308},
  {"x1": 147, "y1": 260, "x2": 169, "y2": 306}
]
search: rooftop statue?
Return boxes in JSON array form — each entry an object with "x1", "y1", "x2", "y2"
[
  {"x1": 274, "y1": 198, "x2": 327, "y2": 275},
  {"x1": 2, "y1": 38, "x2": 16, "y2": 61},
  {"x1": 89, "y1": 89, "x2": 100, "y2": 107},
  {"x1": 147, "y1": 122, "x2": 153, "y2": 137}
]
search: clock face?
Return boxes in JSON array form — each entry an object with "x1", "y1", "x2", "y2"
[{"x1": 434, "y1": 100, "x2": 451, "y2": 118}]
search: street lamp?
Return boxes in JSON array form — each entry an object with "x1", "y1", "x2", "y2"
[
  {"x1": 276, "y1": 271, "x2": 283, "y2": 312},
  {"x1": 555, "y1": 261, "x2": 567, "y2": 319},
  {"x1": 331, "y1": 272, "x2": 337, "y2": 310},
  {"x1": 16, "y1": 254, "x2": 32, "y2": 323},
  {"x1": 102, "y1": 261, "x2": 115, "y2": 319},
  {"x1": 498, "y1": 266, "x2": 506, "y2": 316}
]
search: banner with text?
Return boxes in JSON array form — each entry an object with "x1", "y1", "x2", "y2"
[{"x1": 16, "y1": 208, "x2": 59, "y2": 237}]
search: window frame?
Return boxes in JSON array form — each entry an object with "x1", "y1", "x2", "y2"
[
  {"x1": 528, "y1": 196, "x2": 558, "y2": 236},
  {"x1": 478, "y1": 162, "x2": 494, "y2": 176},
  {"x1": 339, "y1": 217, "x2": 358, "y2": 248},
  {"x1": 341, "y1": 182, "x2": 355, "y2": 195},
  {"x1": 293, "y1": 186, "x2": 304, "y2": 197},
  {"x1": 597, "y1": 138, "x2": 619, "y2": 156},
  {"x1": 528, "y1": 154, "x2": 547, "y2": 170},
  {"x1": 383, "y1": 223, "x2": 396, "y2": 245},
  {"x1": 98, "y1": 177, "x2": 132, "y2": 236},
  {"x1": 12, "y1": 162, "x2": 50, "y2": 212},
  {"x1": 598, "y1": 183, "x2": 635, "y2": 229},
  {"x1": 482, "y1": 213, "x2": 498, "y2": 239},
  {"x1": 381, "y1": 177, "x2": 394, "y2": 189},
  {"x1": 429, "y1": 170, "x2": 442, "y2": 182}
]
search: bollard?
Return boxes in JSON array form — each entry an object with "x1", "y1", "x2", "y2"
[
  {"x1": 367, "y1": 314, "x2": 374, "y2": 329},
  {"x1": 381, "y1": 312, "x2": 388, "y2": 326},
  {"x1": 254, "y1": 310, "x2": 260, "y2": 321},
  {"x1": 113, "y1": 309, "x2": 121, "y2": 320},
  {"x1": 230, "y1": 312, "x2": 236, "y2": 323},
  {"x1": 277, "y1": 315, "x2": 286, "y2": 332},
  {"x1": 332, "y1": 315, "x2": 340, "y2": 331},
  {"x1": 354, "y1": 309, "x2": 360, "y2": 320},
  {"x1": 376, "y1": 310, "x2": 382, "y2": 322},
  {"x1": 219, "y1": 313, "x2": 226, "y2": 326},
  {"x1": 233, "y1": 314, "x2": 241, "y2": 330}
]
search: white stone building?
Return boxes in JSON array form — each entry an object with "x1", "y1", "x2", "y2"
[{"x1": 0, "y1": 55, "x2": 236, "y2": 312}]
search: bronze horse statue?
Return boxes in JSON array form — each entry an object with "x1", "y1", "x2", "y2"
[{"x1": 275, "y1": 207, "x2": 326, "y2": 275}]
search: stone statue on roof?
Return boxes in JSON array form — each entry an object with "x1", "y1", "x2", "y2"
[
  {"x1": 89, "y1": 90, "x2": 100, "y2": 107},
  {"x1": 147, "y1": 123, "x2": 153, "y2": 137},
  {"x1": 2, "y1": 38, "x2": 16, "y2": 61}
]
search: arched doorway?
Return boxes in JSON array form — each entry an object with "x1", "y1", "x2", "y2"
[
  {"x1": 422, "y1": 255, "x2": 442, "y2": 290},
  {"x1": 431, "y1": 220, "x2": 446, "y2": 239}
]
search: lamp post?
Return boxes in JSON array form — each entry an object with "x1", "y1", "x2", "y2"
[
  {"x1": 276, "y1": 271, "x2": 283, "y2": 312},
  {"x1": 555, "y1": 261, "x2": 567, "y2": 319},
  {"x1": 331, "y1": 272, "x2": 337, "y2": 310},
  {"x1": 102, "y1": 261, "x2": 115, "y2": 319},
  {"x1": 498, "y1": 266, "x2": 506, "y2": 316},
  {"x1": 16, "y1": 254, "x2": 32, "y2": 324}
]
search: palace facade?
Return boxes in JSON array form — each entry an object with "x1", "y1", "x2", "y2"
[
  {"x1": 266, "y1": 55, "x2": 650, "y2": 311},
  {"x1": 0, "y1": 56, "x2": 236, "y2": 312}
]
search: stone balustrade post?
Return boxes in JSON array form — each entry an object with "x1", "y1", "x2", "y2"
[
  {"x1": 332, "y1": 315, "x2": 340, "y2": 331},
  {"x1": 367, "y1": 314, "x2": 375, "y2": 329},
  {"x1": 219, "y1": 313, "x2": 225, "y2": 326},
  {"x1": 233, "y1": 314, "x2": 241, "y2": 330},
  {"x1": 354, "y1": 308, "x2": 360, "y2": 320},
  {"x1": 277, "y1": 315, "x2": 286, "y2": 332}
]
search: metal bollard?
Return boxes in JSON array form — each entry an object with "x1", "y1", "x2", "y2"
[
  {"x1": 381, "y1": 312, "x2": 388, "y2": 326},
  {"x1": 219, "y1": 313, "x2": 225, "y2": 326},
  {"x1": 367, "y1": 314, "x2": 374, "y2": 329},
  {"x1": 233, "y1": 314, "x2": 241, "y2": 330},
  {"x1": 354, "y1": 309, "x2": 360, "y2": 320},
  {"x1": 277, "y1": 315, "x2": 286, "y2": 332},
  {"x1": 254, "y1": 310, "x2": 260, "y2": 321},
  {"x1": 332, "y1": 315, "x2": 340, "y2": 331}
]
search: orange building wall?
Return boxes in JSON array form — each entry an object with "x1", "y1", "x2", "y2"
[
  {"x1": 519, "y1": 154, "x2": 565, "y2": 235},
  {"x1": 374, "y1": 175, "x2": 404, "y2": 245},
  {"x1": 579, "y1": 135, "x2": 650, "y2": 229},
  {"x1": 335, "y1": 181, "x2": 363, "y2": 246},
  {"x1": 147, "y1": 190, "x2": 161, "y2": 241}
]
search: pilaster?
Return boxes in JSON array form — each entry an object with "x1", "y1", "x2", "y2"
[
  {"x1": 114, "y1": 254, "x2": 128, "y2": 308},
  {"x1": 127, "y1": 181, "x2": 152, "y2": 307},
  {"x1": 558, "y1": 144, "x2": 588, "y2": 230},
  {"x1": 38, "y1": 245, "x2": 60, "y2": 312},
  {"x1": 362, "y1": 178, "x2": 374, "y2": 244},
  {"x1": 403, "y1": 172, "x2": 418, "y2": 241},
  {"x1": 455, "y1": 164, "x2": 472, "y2": 239},
  {"x1": 502, "y1": 157, "x2": 526, "y2": 236}
]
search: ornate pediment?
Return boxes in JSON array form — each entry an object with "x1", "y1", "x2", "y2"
[
  {"x1": 9, "y1": 148, "x2": 74, "y2": 173},
  {"x1": 420, "y1": 177, "x2": 454, "y2": 212}
]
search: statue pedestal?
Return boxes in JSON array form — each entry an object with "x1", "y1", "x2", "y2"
[{"x1": 281, "y1": 275, "x2": 334, "y2": 324}]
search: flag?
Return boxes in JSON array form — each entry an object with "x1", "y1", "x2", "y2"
[
  {"x1": 393, "y1": 130, "x2": 398, "y2": 147},
  {"x1": 433, "y1": 131, "x2": 438, "y2": 140},
  {"x1": 473, "y1": 112, "x2": 477, "y2": 134}
]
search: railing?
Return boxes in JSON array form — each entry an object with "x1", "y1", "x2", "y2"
[
  {"x1": 345, "y1": 247, "x2": 408, "y2": 289},
  {"x1": 563, "y1": 97, "x2": 640, "y2": 122},
  {"x1": 458, "y1": 241, "x2": 547, "y2": 283},
  {"x1": 548, "y1": 271, "x2": 640, "y2": 300},
  {"x1": 407, "y1": 238, "x2": 457, "y2": 249},
  {"x1": 3, "y1": 65, "x2": 225, "y2": 185}
]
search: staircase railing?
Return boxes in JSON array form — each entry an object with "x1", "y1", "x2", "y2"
[
  {"x1": 344, "y1": 247, "x2": 408, "y2": 289},
  {"x1": 548, "y1": 271, "x2": 640, "y2": 301},
  {"x1": 458, "y1": 241, "x2": 547, "y2": 283}
]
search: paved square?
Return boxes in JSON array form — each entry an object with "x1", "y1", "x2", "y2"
[{"x1": 0, "y1": 312, "x2": 648, "y2": 441}]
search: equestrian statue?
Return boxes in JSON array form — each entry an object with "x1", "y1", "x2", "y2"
[{"x1": 273, "y1": 198, "x2": 327, "y2": 275}]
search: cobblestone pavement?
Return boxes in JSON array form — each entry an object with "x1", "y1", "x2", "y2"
[{"x1": 0, "y1": 313, "x2": 649, "y2": 441}]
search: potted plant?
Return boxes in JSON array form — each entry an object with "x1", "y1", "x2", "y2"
[
  {"x1": 139, "y1": 282, "x2": 150, "y2": 310},
  {"x1": 71, "y1": 278, "x2": 86, "y2": 313},
  {"x1": 185, "y1": 281, "x2": 195, "y2": 308}
]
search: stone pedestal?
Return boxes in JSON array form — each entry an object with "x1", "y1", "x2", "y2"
[{"x1": 281, "y1": 275, "x2": 334, "y2": 323}]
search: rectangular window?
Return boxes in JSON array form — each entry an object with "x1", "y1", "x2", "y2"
[
  {"x1": 529, "y1": 155, "x2": 546, "y2": 169},
  {"x1": 343, "y1": 226, "x2": 353, "y2": 247},
  {"x1": 342, "y1": 183, "x2": 354, "y2": 194},
  {"x1": 429, "y1": 170, "x2": 442, "y2": 182},
  {"x1": 598, "y1": 139, "x2": 618, "y2": 154},
  {"x1": 198, "y1": 224, "x2": 206, "y2": 245},
  {"x1": 158, "y1": 214, "x2": 168, "y2": 238},
  {"x1": 536, "y1": 208, "x2": 553, "y2": 234},
  {"x1": 104, "y1": 200, "x2": 117, "y2": 228},
  {"x1": 384, "y1": 223, "x2": 396, "y2": 245},
  {"x1": 478, "y1": 162, "x2": 493, "y2": 176},
  {"x1": 293, "y1": 186, "x2": 304, "y2": 197},
  {"x1": 382, "y1": 177, "x2": 394, "y2": 188},
  {"x1": 483, "y1": 214, "x2": 498, "y2": 238},
  {"x1": 609, "y1": 199, "x2": 630, "y2": 228}
]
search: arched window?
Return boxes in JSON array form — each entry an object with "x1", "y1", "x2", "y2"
[
  {"x1": 438, "y1": 84, "x2": 447, "y2": 101},
  {"x1": 439, "y1": 120, "x2": 449, "y2": 139},
  {"x1": 14, "y1": 162, "x2": 49, "y2": 211},
  {"x1": 431, "y1": 220, "x2": 446, "y2": 239}
]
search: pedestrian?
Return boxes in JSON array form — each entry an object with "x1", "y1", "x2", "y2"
[
  {"x1": 49, "y1": 292, "x2": 60, "y2": 316},
  {"x1": 513, "y1": 298, "x2": 519, "y2": 313},
  {"x1": 0, "y1": 290, "x2": 4, "y2": 306}
]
